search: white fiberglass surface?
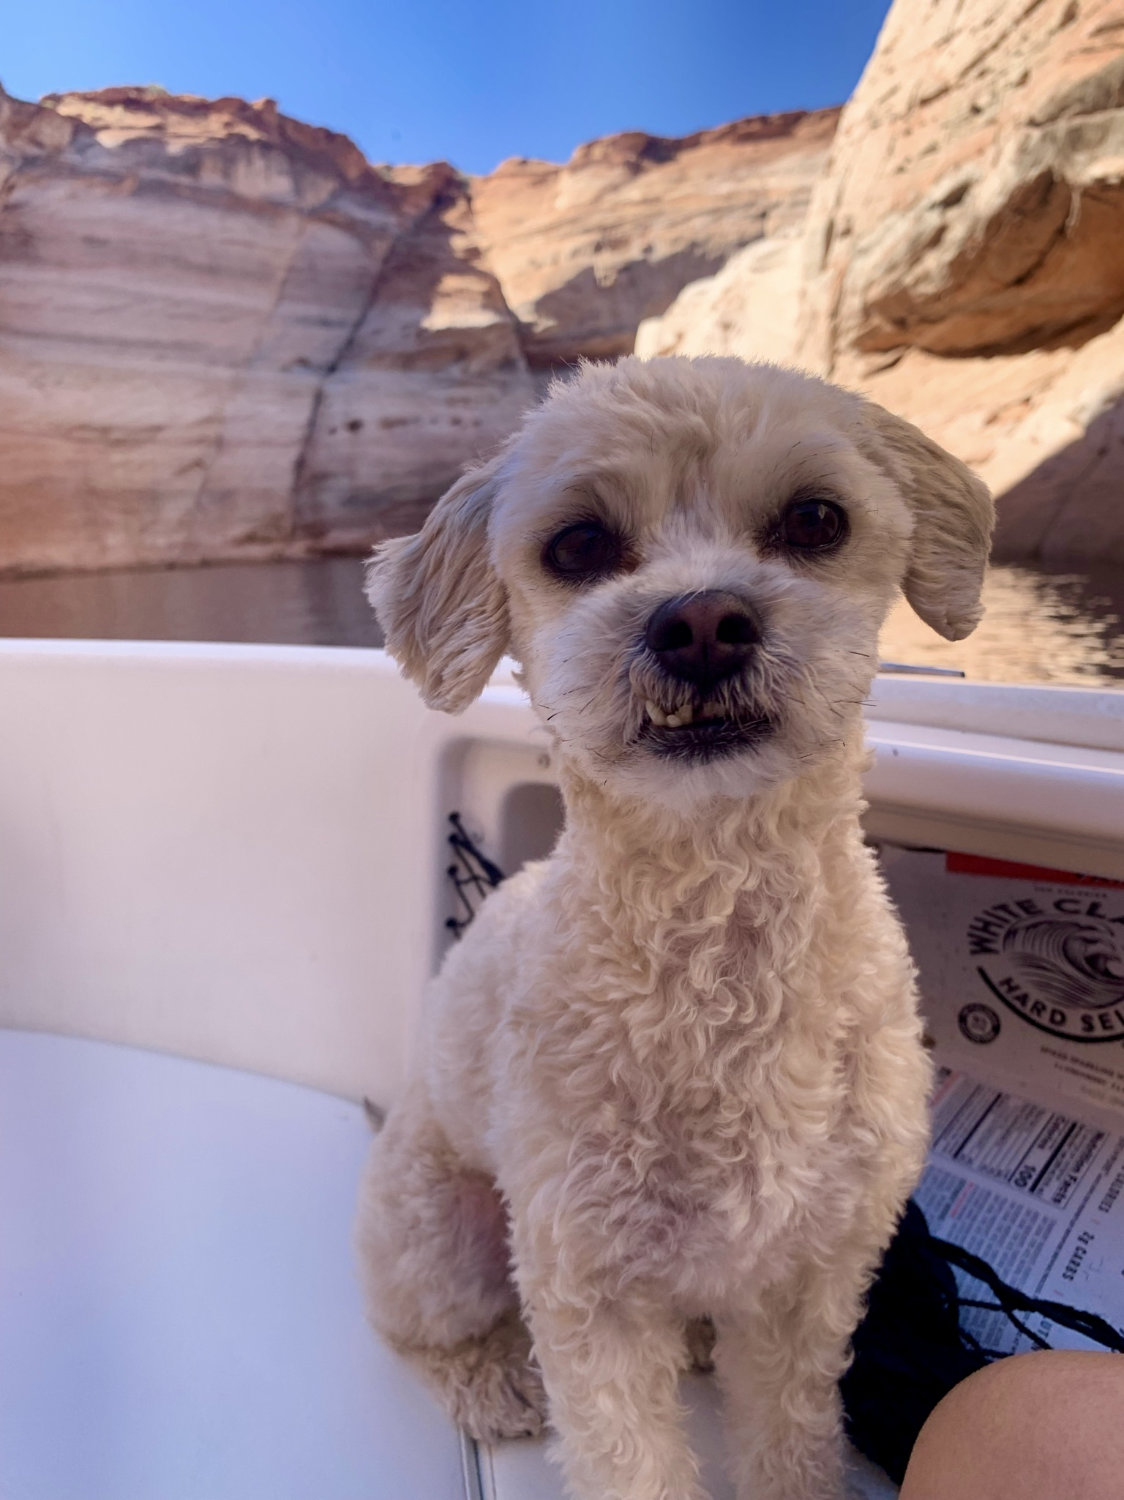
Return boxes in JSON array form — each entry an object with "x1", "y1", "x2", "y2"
[
  {"x1": 0, "y1": 1026, "x2": 895, "y2": 1500},
  {"x1": 477, "y1": 1381, "x2": 898, "y2": 1500},
  {"x1": 0, "y1": 1029, "x2": 466, "y2": 1500},
  {"x1": 0, "y1": 642, "x2": 1121, "y2": 1101}
]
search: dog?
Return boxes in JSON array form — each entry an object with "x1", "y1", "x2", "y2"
[{"x1": 355, "y1": 355, "x2": 993, "y2": 1500}]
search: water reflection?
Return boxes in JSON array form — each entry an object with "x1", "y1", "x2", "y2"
[
  {"x1": 0, "y1": 559, "x2": 382, "y2": 650},
  {"x1": 880, "y1": 563, "x2": 1124, "y2": 685},
  {"x1": 0, "y1": 557, "x2": 1119, "y2": 686}
]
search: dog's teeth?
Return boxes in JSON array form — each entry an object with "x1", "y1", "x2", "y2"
[{"x1": 646, "y1": 698, "x2": 696, "y2": 729}]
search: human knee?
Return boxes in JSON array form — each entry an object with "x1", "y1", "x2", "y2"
[{"x1": 900, "y1": 1351, "x2": 1124, "y2": 1500}]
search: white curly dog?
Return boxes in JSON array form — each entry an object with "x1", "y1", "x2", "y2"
[{"x1": 356, "y1": 356, "x2": 994, "y2": 1500}]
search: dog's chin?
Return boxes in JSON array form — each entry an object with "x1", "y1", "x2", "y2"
[
  {"x1": 618, "y1": 728, "x2": 794, "y2": 814},
  {"x1": 590, "y1": 696, "x2": 792, "y2": 814}
]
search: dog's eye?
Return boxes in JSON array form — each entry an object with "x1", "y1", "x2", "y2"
[
  {"x1": 543, "y1": 522, "x2": 624, "y2": 583},
  {"x1": 779, "y1": 498, "x2": 848, "y2": 552}
]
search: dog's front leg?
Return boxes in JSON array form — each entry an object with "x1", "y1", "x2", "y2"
[
  {"x1": 356, "y1": 1083, "x2": 546, "y2": 1440},
  {"x1": 715, "y1": 1242, "x2": 876, "y2": 1500},
  {"x1": 522, "y1": 1288, "x2": 705, "y2": 1500}
]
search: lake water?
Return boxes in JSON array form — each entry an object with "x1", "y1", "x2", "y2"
[{"x1": 0, "y1": 557, "x2": 1121, "y2": 687}]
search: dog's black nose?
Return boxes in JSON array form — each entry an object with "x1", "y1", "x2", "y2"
[{"x1": 644, "y1": 590, "x2": 760, "y2": 691}]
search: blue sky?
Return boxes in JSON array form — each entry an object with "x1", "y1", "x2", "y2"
[{"x1": 5, "y1": 0, "x2": 892, "y2": 175}]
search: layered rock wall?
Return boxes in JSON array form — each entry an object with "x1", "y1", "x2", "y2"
[
  {"x1": 640, "y1": 0, "x2": 1124, "y2": 564},
  {"x1": 799, "y1": 0, "x2": 1124, "y2": 366},
  {"x1": 11, "y1": 0, "x2": 1121, "y2": 579},
  {"x1": 0, "y1": 87, "x2": 835, "y2": 572},
  {"x1": 472, "y1": 110, "x2": 838, "y2": 367},
  {"x1": 800, "y1": 0, "x2": 1124, "y2": 563},
  {"x1": 0, "y1": 88, "x2": 534, "y2": 570}
]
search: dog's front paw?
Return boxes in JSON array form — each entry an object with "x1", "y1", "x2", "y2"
[
  {"x1": 452, "y1": 1341, "x2": 548, "y2": 1442},
  {"x1": 418, "y1": 1311, "x2": 549, "y2": 1442}
]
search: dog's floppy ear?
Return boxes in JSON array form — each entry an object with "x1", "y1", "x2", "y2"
[
  {"x1": 857, "y1": 402, "x2": 994, "y2": 641},
  {"x1": 365, "y1": 451, "x2": 510, "y2": 712}
]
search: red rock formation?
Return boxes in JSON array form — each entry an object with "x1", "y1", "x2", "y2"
[
  {"x1": 800, "y1": 0, "x2": 1124, "y2": 564},
  {"x1": 640, "y1": 0, "x2": 1124, "y2": 565},
  {"x1": 6, "y1": 8, "x2": 1124, "y2": 577},
  {"x1": 798, "y1": 0, "x2": 1124, "y2": 364},
  {"x1": 471, "y1": 110, "x2": 839, "y2": 367},
  {"x1": 0, "y1": 86, "x2": 835, "y2": 573},
  {"x1": 0, "y1": 87, "x2": 535, "y2": 572}
]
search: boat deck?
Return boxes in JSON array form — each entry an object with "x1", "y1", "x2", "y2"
[
  {"x1": 0, "y1": 1029, "x2": 896, "y2": 1500},
  {"x1": 0, "y1": 643, "x2": 1120, "y2": 1497}
]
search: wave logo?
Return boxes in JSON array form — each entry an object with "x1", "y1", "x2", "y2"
[{"x1": 967, "y1": 893, "x2": 1124, "y2": 1043}]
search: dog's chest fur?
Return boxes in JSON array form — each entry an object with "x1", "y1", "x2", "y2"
[
  {"x1": 522, "y1": 921, "x2": 848, "y2": 1282},
  {"x1": 444, "y1": 793, "x2": 922, "y2": 1305}
]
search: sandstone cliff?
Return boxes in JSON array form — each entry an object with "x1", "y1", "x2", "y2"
[
  {"x1": 639, "y1": 0, "x2": 1124, "y2": 564},
  {"x1": 472, "y1": 110, "x2": 838, "y2": 367},
  {"x1": 12, "y1": 1, "x2": 1120, "y2": 580},
  {"x1": 0, "y1": 87, "x2": 532, "y2": 571},
  {"x1": 0, "y1": 86, "x2": 836, "y2": 573}
]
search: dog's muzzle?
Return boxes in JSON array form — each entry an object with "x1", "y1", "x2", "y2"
[
  {"x1": 644, "y1": 590, "x2": 759, "y2": 692},
  {"x1": 638, "y1": 590, "x2": 772, "y2": 762}
]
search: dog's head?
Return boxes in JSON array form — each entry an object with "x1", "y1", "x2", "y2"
[{"x1": 368, "y1": 357, "x2": 993, "y2": 808}]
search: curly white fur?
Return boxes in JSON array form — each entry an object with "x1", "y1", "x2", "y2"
[{"x1": 356, "y1": 356, "x2": 994, "y2": 1500}]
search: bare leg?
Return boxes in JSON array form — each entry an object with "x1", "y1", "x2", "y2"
[
  {"x1": 901, "y1": 1350, "x2": 1124, "y2": 1500},
  {"x1": 523, "y1": 1291, "x2": 706, "y2": 1500},
  {"x1": 355, "y1": 1085, "x2": 546, "y2": 1439}
]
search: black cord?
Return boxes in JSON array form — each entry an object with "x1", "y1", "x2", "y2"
[
  {"x1": 931, "y1": 1234, "x2": 1124, "y2": 1354},
  {"x1": 445, "y1": 813, "x2": 505, "y2": 937}
]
